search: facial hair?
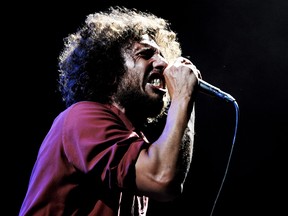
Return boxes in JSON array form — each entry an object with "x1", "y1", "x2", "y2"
[{"x1": 113, "y1": 75, "x2": 165, "y2": 127}]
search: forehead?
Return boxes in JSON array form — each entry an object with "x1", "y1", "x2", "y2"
[
  {"x1": 136, "y1": 34, "x2": 160, "y2": 50},
  {"x1": 139, "y1": 34, "x2": 160, "y2": 49}
]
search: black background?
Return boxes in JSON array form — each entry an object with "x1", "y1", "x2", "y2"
[{"x1": 12, "y1": 0, "x2": 287, "y2": 215}]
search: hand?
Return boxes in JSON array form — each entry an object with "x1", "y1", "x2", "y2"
[{"x1": 163, "y1": 57, "x2": 201, "y2": 101}]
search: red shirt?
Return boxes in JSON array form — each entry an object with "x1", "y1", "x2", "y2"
[{"x1": 20, "y1": 101, "x2": 150, "y2": 216}]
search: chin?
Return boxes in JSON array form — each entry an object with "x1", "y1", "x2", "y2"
[{"x1": 146, "y1": 100, "x2": 164, "y2": 118}]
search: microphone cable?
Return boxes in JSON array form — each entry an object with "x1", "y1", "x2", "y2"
[{"x1": 209, "y1": 99, "x2": 240, "y2": 216}]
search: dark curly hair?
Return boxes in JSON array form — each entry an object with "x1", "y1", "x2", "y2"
[{"x1": 58, "y1": 6, "x2": 182, "y2": 107}]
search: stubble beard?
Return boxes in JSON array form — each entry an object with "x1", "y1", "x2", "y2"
[{"x1": 113, "y1": 81, "x2": 165, "y2": 127}]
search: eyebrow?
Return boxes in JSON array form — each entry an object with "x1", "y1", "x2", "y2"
[{"x1": 133, "y1": 43, "x2": 159, "y2": 54}]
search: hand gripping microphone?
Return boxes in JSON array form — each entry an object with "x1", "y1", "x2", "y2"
[{"x1": 198, "y1": 79, "x2": 235, "y2": 102}]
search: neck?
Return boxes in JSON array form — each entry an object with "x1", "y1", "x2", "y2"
[{"x1": 112, "y1": 102, "x2": 147, "y2": 129}]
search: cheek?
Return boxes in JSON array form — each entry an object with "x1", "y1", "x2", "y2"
[
  {"x1": 125, "y1": 59, "x2": 136, "y2": 69},
  {"x1": 125, "y1": 60, "x2": 148, "y2": 88},
  {"x1": 122, "y1": 71, "x2": 141, "y2": 90},
  {"x1": 127, "y1": 67, "x2": 145, "y2": 83},
  {"x1": 131, "y1": 73, "x2": 143, "y2": 90}
]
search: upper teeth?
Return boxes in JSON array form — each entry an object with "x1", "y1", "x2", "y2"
[{"x1": 151, "y1": 79, "x2": 161, "y2": 86}]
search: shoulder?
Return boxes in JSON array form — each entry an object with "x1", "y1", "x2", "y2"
[
  {"x1": 63, "y1": 101, "x2": 116, "y2": 124},
  {"x1": 61, "y1": 101, "x2": 134, "y2": 130}
]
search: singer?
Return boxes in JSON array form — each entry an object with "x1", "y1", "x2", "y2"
[{"x1": 19, "y1": 6, "x2": 202, "y2": 216}]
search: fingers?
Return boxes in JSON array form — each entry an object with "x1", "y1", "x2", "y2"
[
  {"x1": 165, "y1": 57, "x2": 201, "y2": 81},
  {"x1": 177, "y1": 57, "x2": 202, "y2": 79},
  {"x1": 163, "y1": 56, "x2": 201, "y2": 100}
]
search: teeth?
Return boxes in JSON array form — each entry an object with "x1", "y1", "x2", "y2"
[{"x1": 150, "y1": 78, "x2": 161, "y2": 86}]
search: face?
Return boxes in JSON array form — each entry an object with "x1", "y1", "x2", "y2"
[{"x1": 114, "y1": 35, "x2": 168, "y2": 122}]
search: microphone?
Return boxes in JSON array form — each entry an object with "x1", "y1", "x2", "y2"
[{"x1": 198, "y1": 79, "x2": 236, "y2": 102}]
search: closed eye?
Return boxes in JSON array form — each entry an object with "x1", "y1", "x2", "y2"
[{"x1": 137, "y1": 48, "x2": 156, "y2": 60}]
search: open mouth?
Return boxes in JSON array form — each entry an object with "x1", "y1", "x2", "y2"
[{"x1": 147, "y1": 73, "x2": 166, "y2": 93}]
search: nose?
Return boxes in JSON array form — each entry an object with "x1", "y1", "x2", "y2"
[{"x1": 153, "y1": 55, "x2": 168, "y2": 70}]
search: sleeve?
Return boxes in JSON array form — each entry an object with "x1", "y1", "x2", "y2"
[{"x1": 62, "y1": 103, "x2": 150, "y2": 190}]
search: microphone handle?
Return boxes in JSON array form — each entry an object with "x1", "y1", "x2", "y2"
[{"x1": 198, "y1": 79, "x2": 235, "y2": 102}]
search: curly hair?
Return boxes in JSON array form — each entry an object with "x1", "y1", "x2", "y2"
[{"x1": 58, "y1": 6, "x2": 182, "y2": 107}]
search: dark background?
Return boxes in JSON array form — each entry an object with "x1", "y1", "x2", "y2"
[{"x1": 13, "y1": 0, "x2": 287, "y2": 215}]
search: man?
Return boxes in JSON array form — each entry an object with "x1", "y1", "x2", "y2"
[{"x1": 19, "y1": 6, "x2": 201, "y2": 216}]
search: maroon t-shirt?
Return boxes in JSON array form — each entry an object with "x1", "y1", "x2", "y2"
[{"x1": 20, "y1": 101, "x2": 150, "y2": 216}]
